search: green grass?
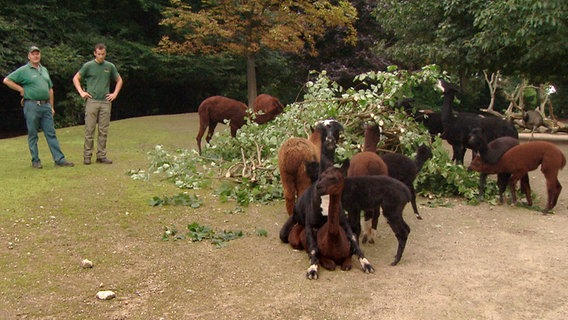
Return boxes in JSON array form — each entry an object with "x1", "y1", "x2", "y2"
[{"x1": 0, "y1": 113, "x2": 225, "y2": 318}]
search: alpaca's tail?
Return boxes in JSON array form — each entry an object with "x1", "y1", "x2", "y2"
[{"x1": 414, "y1": 144, "x2": 433, "y2": 171}]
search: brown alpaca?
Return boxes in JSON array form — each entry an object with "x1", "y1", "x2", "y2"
[
  {"x1": 346, "y1": 123, "x2": 388, "y2": 242},
  {"x1": 282, "y1": 162, "x2": 374, "y2": 279},
  {"x1": 252, "y1": 94, "x2": 284, "y2": 124},
  {"x1": 297, "y1": 165, "x2": 353, "y2": 274},
  {"x1": 469, "y1": 141, "x2": 566, "y2": 212},
  {"x1": 278, "y1": 119, "x2": 343, "y2": 216},
  {"x1": 196, "y1": 94, "x2": 284, "y2": 154},
  {"x1": 196, "y1": 96, "x2": 246, "y2": 154}
]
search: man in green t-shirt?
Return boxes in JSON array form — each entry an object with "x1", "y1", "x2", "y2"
[
  {"x1": 72, "y1": 43, "x2": 123, "y2": 165},
  {"x1": 3, "y1": 46, "x2": 74, "y2": 168}
]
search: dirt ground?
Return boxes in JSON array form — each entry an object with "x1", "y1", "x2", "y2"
[
  {"x1": 2, "y1": 114, "x2": 568, "y2": 319},
  {"x1": 116, "y1": 130, "x2": 568, "y2": 319}
]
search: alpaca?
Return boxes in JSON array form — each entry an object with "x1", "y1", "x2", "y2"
[
  {"x1": 196, "y1": 94, "x2": 284, "y2": 154},
  {"x1": 346, "y1": 123, "x2": 388, "y2": 242},
  {"x1": 469, "y1": 141, "x2": 566, "y2": 212},
  {"x1": 280, "y1": 162, "x2": 374, "y2": 280},
  {"x1": 196, "y1": 96, "x2": 247, "y2": 154},
  {"x1": 357, "y1": 145, "x2": 432, "y2": 245},
  {"x1": 467, "y1": 128, "x2": 522, "y2": 199},
  {"x1": 252, "y1": 93, "x2": 285, "y2": 124},
  {"x1": 437, "y1": 79, "x2": 518, "y2": 164},
  {"x1": 278, "y1": 119, "x2": 343, "y2": 216},
  {"x1": 340, "y1": 160, "x2": 413, "y2": 266},
  {"x1": 307, "y1": 163, "x2": 353, "y2": 273},
  {"x1": 381, "y1": 144, "x2": 433, "y2": 219}
]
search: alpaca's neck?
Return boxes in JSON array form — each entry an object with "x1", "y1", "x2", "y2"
[
  {"x1": 326, "y1": 194, "x2": 342, "y2": 234},
  {"x1": 363, "y1": 128, "x2": 380, "y2": 153},
  {"x1": 441, "y1": 90, "x2": 456, "y2": 127}
]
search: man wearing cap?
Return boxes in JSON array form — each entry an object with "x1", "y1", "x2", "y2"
[
  {"x1": 72, "y1": 43, "x2": 123, "y2": 165},
  {"x1": 2, "y1": 46, "x2": 74, "y2": 168}
]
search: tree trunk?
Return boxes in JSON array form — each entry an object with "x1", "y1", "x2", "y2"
[{"x1": 246, "y1": 53, "x2": 257, "y2": 108}]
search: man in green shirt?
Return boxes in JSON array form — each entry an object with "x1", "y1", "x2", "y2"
[
  {"x1": 72, "y1": 43, "x2": 123, "y2": 165},
  {"x1": 3, "y1": 46, "x2": 74, "y2": 168}
]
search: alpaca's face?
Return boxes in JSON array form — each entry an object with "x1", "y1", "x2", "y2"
[
  {"x1": 315, "y1": 167, "x2": 344, "y2": 196},
  {"x1": 315, "y1": 119, "x2": 343, "y2": 151}
]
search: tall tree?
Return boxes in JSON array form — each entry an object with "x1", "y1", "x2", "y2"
[
  {"x1": 374, "y1": 0, "x2": 568, "y2": 82},
  {"x1": 157, "y1": 0, "x2": 358, "y2": 106}
]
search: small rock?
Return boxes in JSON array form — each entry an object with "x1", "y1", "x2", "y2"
[
  {"x1": 81, "y1": 259, "x2": 94, "y2": 268},
  {"x1": 96, "y1": 290, "x2": 116, "y2": 300}
]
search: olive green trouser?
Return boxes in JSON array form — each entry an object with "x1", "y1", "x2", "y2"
[{"x1": 84, "y1": 99, "x2": 112, "y2": 159}]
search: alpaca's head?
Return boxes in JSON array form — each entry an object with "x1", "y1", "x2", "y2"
[{"x1": 314, "y1": 119, "x2": 343, "y2": 152}]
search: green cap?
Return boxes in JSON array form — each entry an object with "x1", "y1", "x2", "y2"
[{"x1": 28, "y1": 46, "x2": 40, "y2": 53}]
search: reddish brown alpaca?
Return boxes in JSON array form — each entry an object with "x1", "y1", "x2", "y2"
[
  {"x1": 469, "y1": 141, "x2": 566, "y2": 212},
  {"x1": 252, "y1": 94, "x2": 284, "y2": 123},
  {"x1": 278, "y1": 132, "x2": 321, "y2": 217},
  {"x1": 196, "y1": 94, "x2": 284, "y2": 154},
  {"x1": 346, "y1": 123, "x2": 388, "y2": 242},
  {"x1": 295, "y1": 165, "x2": 353, "y2": 273}
]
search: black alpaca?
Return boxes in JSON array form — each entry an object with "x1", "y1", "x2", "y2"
[
  {"x1": 340, "y1": 160, "x2": 413, "y2": 266},
  {"x1": 437, "y1": 79, "x2": 518, "y2": 164}
]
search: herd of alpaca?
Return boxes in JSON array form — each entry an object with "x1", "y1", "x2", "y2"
[
  {"x1": 279, "y1": 119, "x2": 432, "y2": 279},
  {"x1": 195, "y1": 87, "x2": 565, "y2": 280}
]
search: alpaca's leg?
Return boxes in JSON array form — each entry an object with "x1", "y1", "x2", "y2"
[
  {"x1": 341, "y1": 211, "x2": 373, "y2": 273},
  {"x1": 196, "y1": 123, "x2": 207, "y2": 155},
  {"x1": 279, "y1": 215, "x2": 296, "y2": 243},
  {"x1": 544, "y1": 175, "x2": 562, "y2": 212},
  {"x1": 520, "y1": 174, "x2": 532, "y2": 206},
  {"x1": 319, "y1": 257, "x2": 337, "y2": 271},
  {"x1": 340, "y1": 257, "x2": 353, "y2": 271},
  {"x1": 280, "y1": 175, "x2": 296, "y2": 216},
  {"x1": 497, "y1": 173, "x2": 510, "y2": 204},
  {"x1": 409, "y1": 185, "x2": 423, "y2": 219},
  {"x1": 478, "y1": 173, "x2": 488, "y2": 201},
  {"x1": 361, "y1": 208, "x2": 378, "y2": 244},
  {"x1": 206, "y1": 122, "x2": 218, "y2": 143},
  {"x1": 385, "y1": 207, "x2": 410, "y2": 266},
  {"x1": 287, "y1": 224, "x2": 305, "y2": 250}
]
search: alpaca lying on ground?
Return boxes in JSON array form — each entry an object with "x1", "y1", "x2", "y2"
[
  {"x1": 293, "y1": 162, "x2": 353, "y2": 274},
  {"x1": 196, "y1": 94, "x2": 283, "y2": 154},
  {"x1": 280, "y1": 162, "x2": 374, "y2": 280},
  {"x1": 437, "y1": 79, "x2": 518, "y2": 164},
  {"x1": 469, "y1": 141, "x2": 566, "y2": 212},
  {"x1": 278, "y1": 119, "x2": 343, "y2": 216}
]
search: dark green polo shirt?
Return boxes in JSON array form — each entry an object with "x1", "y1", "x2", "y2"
[
  {"x1": 77, "y1": 60, "x2": 120, "y2": 100},
  {"x1": 6, "y1": 63, "x2": 52, "y2": 100}
]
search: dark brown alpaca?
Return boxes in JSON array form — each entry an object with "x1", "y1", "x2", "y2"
[
  {"x1": 196, "y1": 94, "x2": 284, "y2": 154},
  {"x1": 469, "y1": 141, "x2": 566, "y2": 213}
]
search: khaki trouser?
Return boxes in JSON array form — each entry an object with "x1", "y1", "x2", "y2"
[{"x1": 84, "y1": 99, "x2": 112, "y2": 159}]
